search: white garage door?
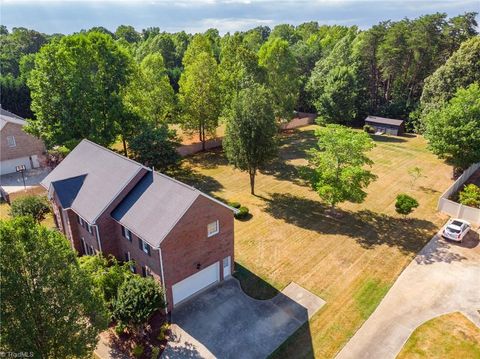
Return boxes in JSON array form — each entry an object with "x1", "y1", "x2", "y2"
[
  {"x1": 172, "y1": 262, "x2": 219, "y2": 306},
  {"x1": 0, "y1": 156, "x2": 32, "y2": 175}
]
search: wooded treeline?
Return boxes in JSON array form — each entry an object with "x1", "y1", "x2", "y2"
[{"x1": 0, "y1": 12, "x2": 477, "y2": 150}]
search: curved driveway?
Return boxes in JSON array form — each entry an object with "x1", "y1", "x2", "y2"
[{"x1": 336, "y1": 230, "x2": 480, "y2": 359}]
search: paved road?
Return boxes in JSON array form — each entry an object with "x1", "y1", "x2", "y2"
[
  {"x1": 162, "y1": 279, "x2": 325, "y2": 359},
  {"x1": 336, "y1": 229, "x2": 480, "y2": 359}
]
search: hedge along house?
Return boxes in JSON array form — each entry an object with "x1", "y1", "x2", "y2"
[
  {"x1": 364, "y1": 116, "x2": 405, "y2": 136},
  {"x1": 41, "y1": 139, "x2": 235, "y2": 312}
]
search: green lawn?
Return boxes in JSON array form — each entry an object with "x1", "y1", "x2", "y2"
[
  {"x1": 177, "y1": 125, "x2": 453, "y2": 358},
  {"x1": 397, "y1": 312, "x2": 480, "y2": 359},
  {"x1": 0, "y1": 188, "x2": 55, "y2": 228}
]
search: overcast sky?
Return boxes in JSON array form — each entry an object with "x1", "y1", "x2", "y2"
[{"x1": 1, "y1": 0, "x2": 479, "y2": 35}]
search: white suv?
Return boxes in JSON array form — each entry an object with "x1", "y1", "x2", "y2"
[{"x1": 442, "y1": 219, "x2": 471, "y2": 242}]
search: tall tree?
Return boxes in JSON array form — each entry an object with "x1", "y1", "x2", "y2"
[
  {"x1": 123, "y1": 53, "x2": 175, "y2": 126},
  {"x1": 0, "y1": 217, "x2": 107, "y2": 358},
  {"x1": 223, "y1": 83, "x2": 277, "y2": 195},
  {"x1": 258, "y1": 37, "x2": 299, "y2": 120},
  {"x1": 218, "y1": 33, "x2": 263, "y2": 110},
  {"x1": 27, "y1": 32, "x2": 134, "y2": 149},
  {"x1": 307, "y1": 124, "x2": 377, "y2": 208},
  {"x1": 115, "y1": 25, "x2": 141, "y2": 44},
  {"x1": 420, "y1": 36, "x2": 480, "y2": 119},
  {"x1": 424, "y1": 83, "x2": 480, "y2": 171},
  {"x1": 178, "y1": 41, "x2": 221, "y2": 150},
  {"x1": 129, "y1": 123, "x2": 180, "y2": 171},
  {"x1": 308, "y1": 29, "x2": 360, "y2": 123}
]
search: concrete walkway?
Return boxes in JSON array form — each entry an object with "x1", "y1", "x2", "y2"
[
  {"x1": 162, "y1": 279, "x2": 325, "y2": 359},
  {"x1": 336, "y1": 229, "x2": 480, "y2": 359}
]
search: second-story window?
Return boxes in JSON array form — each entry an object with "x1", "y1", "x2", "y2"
[
  {"x1": 121, "y1": 225, "x2": 132, "y2": 241},
  {"x1": 139, "y1": 239, "x2": 151, "y2": 256},
  {"x1": 6, "y1": 136, "x2": 16, "y2": 147},
  {"x1": 87, "y1": 223, "x2": 93, "y2": 235},
  {"x1": 207, "y1": 220, "x2": 219, "y2": 237}
]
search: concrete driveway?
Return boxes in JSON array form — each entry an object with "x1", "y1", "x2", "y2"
[
  {"x1": 0, "y1": 167, "x2": 50, "y2": 193},
  {"x1": 162, "y1": 278, "x2": 325, "y2": 359},
  {"x1": 336, "y1": 229, "x2": 480, "y2": 359}
]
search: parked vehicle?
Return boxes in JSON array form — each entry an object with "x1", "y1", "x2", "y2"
[{"x1": 442, "y1": 219, "x2": 471, "y2": 242}]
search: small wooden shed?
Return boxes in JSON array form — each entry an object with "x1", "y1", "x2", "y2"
[{"x1": 364, "y1": 116, "x2": 405, "y2": 136}]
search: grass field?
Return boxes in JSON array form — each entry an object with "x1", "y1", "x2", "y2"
[
  {"x1": 177, "y1": 125, "x2": 453, "y2": 358},
  {"x1": 397, "y1": 312, "x2": 480, "y2": 358},
  {"x1": 0, "y1": 188, "x2": 55, "y2": 228}
]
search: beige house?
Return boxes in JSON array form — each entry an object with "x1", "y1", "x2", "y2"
[{"x1": 0, "y1": 108, "x2": 45, "y2": 175}]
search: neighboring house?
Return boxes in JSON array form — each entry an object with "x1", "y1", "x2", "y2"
[
  {"x1": 0, "y1": 108, "x2": 46, "y2": 175},
  {"x1": 41, "y1": 139, "x2": 235, "y2": 311},
  {"x1": 365, "y1": 116, "x2": 405, "y2": 136}
]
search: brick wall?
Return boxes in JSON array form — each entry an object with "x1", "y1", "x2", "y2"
[
  {"x1": 0, "y1": 123, "x2": 45, "y2": 161},
  {"x1": 160, "y1": 195, "x2": 234, "y2": 311}
]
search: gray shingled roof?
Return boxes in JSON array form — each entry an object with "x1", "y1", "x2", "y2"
[
  {"x1": 0, "y1": 108, "x2": 26, "y2": 130},
  {"x1": 365, "y1": 116, "x2": 404, "y2": 126},
  {"x1": 112, "y1": 171, "x2": 201, "y2": 247},
  {"x1": 41, "y1": 139, "x2": 145, "y2": 223}
]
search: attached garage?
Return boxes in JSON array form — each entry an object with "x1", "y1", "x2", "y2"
[{"x1": 172, "y1": 262, "x2": 220, "y2": 306}]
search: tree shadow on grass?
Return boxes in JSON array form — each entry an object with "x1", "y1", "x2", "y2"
[
  {"x1": 170, "y1": 166, "x2": 224, "y2": 195},
  {"x1": 260, "y1": 129, "x2": 316, "y2": 186},
  {"x1": 233, "y1": 262, "x2": 279, "y2": 300},
  {"x1": 183, "y1": 148, "x2": 229, "y2": 170},
  {"x1": 263, "y1": 193, "x2": 437, "y2": 255},
  {"x1": 371, "y1": 134, "x2": 407, "y2": 143}
]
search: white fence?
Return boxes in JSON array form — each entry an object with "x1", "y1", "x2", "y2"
[{"x1": 437, "y1": 162, "x2": 480, "y2": 226}]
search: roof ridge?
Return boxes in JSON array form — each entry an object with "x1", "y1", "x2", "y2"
[{"x1": 81, "y1": 139, "x2": 149, "y2": 170}]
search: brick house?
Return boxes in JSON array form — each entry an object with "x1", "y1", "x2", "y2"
[
  {"x1": 41, "y1": 139, "x2": 235, "y2": 311},
  {"x1": 0, "y1": 108, "x2": 46, "y2": 175}
]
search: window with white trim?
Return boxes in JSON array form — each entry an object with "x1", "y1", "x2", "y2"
[
  {"x1": 6, "y1": 136, "x2": 16, "y2": 147},
  {"x1": 81, "y1": 237, "x2": 87, "y2": 255},
  {"x1": 121, "y1": 225, "x2": 132, "y2": 241},
  {"x1": 139, "y1": 239, "x2": 151, "y2": 256},
  {"x1": 207, "y1": 220, "x2": 219, "y2": 237},
  {"x1": 87, "y1": 223, "x2": 93, "y2": 235}
]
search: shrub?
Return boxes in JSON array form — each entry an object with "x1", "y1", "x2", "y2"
[
  {"x1": 157, "y1": 322, "x2": 170, "y2": 341},
  {"x1": 132, "y1": 344, "x2": 144, "y2": 358},
  {"x1": 459, "y1": 184, "x2": 480, "y2": 208},
  {"x1": 363, "y1": 124, "x2": 374, "y2": 133},
  {"x1": 151, "y1": 347, "x2": 160, "y2": 359},
  {"x1": 228, "y1": 201, "x2": 241, "y2": 209},
  {"x1": 234, "y1": 206, "x2": 250, "y2": 219},
  {"x1": 9, "y1": 195, "x2": 50, "y2": 222},
  {"x1": 113, "y1": 276, "x2": 165, "y2": 332},
  {"x1": 395, "y1": 194, "x2": 419, "y2": 217},
  {"x1": 114, "y1": 322, "x2": 126, "y2": 336}
]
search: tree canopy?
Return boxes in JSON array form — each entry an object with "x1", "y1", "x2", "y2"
[
  {"x1": 0, "y1": 217, "x2": 107, "y2": 358},
  {"x1": 423, "y1": 83, "x2": 480, "y2": 170},
  {"x1": 223, "y1": 83, "x2": 277, "y2": 195},
  {"x1": 27, "y1": 31, "x2": 134, "y2": 149},
  {"x1": 307, "y1": 125, "x2": 377, "y2": 208}
]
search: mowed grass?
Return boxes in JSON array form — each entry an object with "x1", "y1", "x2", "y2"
[
  {"x1": 0, "y1": 187, "x2": 55, "y2": 228},
  {"x1": 178, "y1": 125, "x2": 453, "y2": 358},
  {"x1": 397, "y1": 312, "x2": 480, "y2": 359}
]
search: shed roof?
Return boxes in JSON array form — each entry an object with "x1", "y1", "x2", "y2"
[
  {"x1": 0, "y1": 108, "x2": 26, "y2": 130},
  {"x1": 41, "y1": 139, "x2": 145, "y2": 223},
  {"x1": 365, "y1": 116, "x2": 404, "y2": 126}
]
